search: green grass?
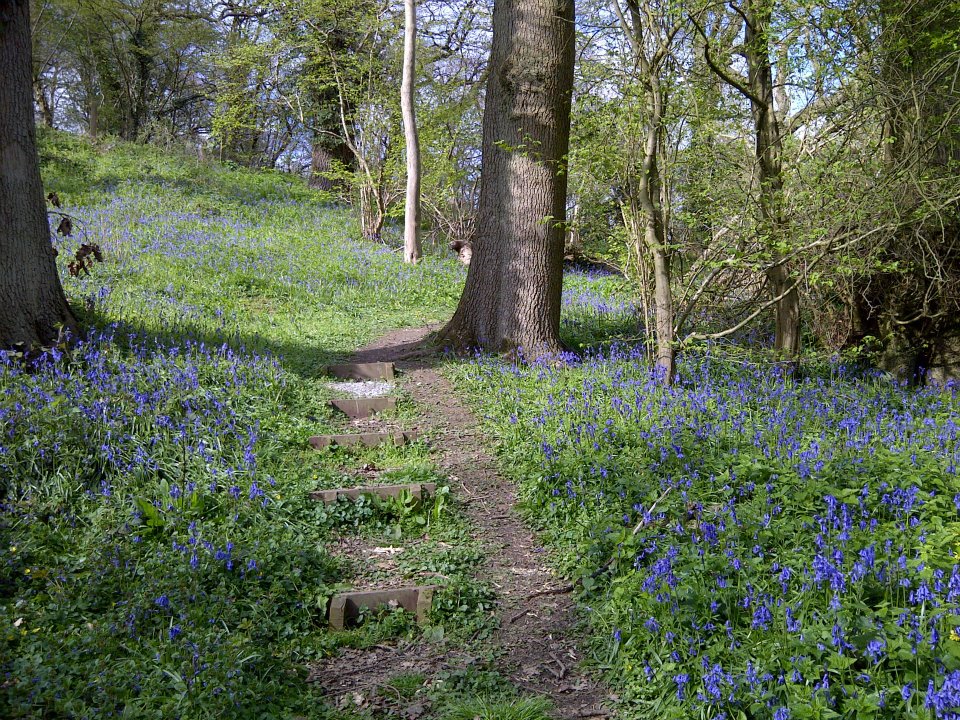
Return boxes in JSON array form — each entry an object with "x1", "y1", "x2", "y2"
[
  {"x1": 0, "y1": 132, "x2": 476, "y2": 718},
  {"x1": 438, "y1": 695, "x2": 553, "y2": 720}
]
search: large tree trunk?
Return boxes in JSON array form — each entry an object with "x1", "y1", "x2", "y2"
[
  {"x1": 439, "y1": 0, "x2": 575, "y2": 356},
  {"x1": 0, "y1": 0, "x2": 76, "y2": 349},
  {"x1": 401, "y1": 0, "x2": 421, "y2": 264},
  {"x1": 308, "y1": 138, "x2": 353, "y2": 191}
]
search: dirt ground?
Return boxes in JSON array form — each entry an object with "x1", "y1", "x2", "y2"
[{"x1": 308, "y1": 326, "x2": 611, "y2": 719}]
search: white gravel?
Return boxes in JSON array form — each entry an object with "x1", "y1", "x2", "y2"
[{"x1": 326, "y1": 380, "x2": 395, "y2": 398}]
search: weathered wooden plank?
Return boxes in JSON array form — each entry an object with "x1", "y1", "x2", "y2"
[{"x1": 329, "y1": 397, "x2": 398, "y2": 419}]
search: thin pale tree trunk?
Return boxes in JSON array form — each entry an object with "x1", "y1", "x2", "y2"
[
  {"x1": 638, "y1": 91, "x2": 674, "y2": 382},
  {"x1": 401, "y1": 0, "x2": 421, "y2": 264},
  {"x1": 0, "y1": 0, "x2": 76, "y2": 349}
]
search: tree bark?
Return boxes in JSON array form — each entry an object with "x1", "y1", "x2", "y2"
[
  {"x1": 438, "y1": 0, "x2": 575, "y2": 356},
  {"x1": 743, "y1": 0, "x2": 800, "y2": 358},
  {"x1": 308, "y1": 138, "x2": 352, "y2": 191},
  {"x1": 0, "y1": 0, "x2": 76, "y2": 349},
  {"x1": 612, "y1": 0, "x2": 676, "y2": 381},
  {"x1": 359, "y1": 183, "x2": 385, "y2": 241},
  {"x1": 401, "y1": 0, "x2": 421, "y2": 264},
  {"x1": 33, "y1": 79, "x2": 53, "y2": 127}
]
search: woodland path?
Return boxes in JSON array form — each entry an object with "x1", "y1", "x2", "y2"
[{"x1": 310, "y1": 325, "x2": 611, "y2": 719}]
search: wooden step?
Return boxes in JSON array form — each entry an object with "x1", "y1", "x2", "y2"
[
  {"x1": 310, "y1": 482, "x2": 436, "y2": 504},
  {"x1": 326, "y1": 361, "x2": 395, "y2": 381},
  {"x1": 328, "y1": 585, "x2": 437, "y2": 629},
  {"x1": 329, "y1": 397, "x2": 397, "y2": 419},
  {"x1": 308, "y1": 430, "x2": 420, "y2": 450}
]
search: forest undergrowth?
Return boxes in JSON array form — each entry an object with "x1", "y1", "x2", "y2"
[
  {"x1": 455, "y1": 325, "x2": 960, "y2": 719},
  {"x1": 5, "y1": 133, "x2": 960, "y2": 720}
]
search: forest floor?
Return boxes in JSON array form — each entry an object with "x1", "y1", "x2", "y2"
[
  {"x1": 17, "y1": 132, "x2": 960, "y2": 719},
  {"x1": 308, "y1": 326, "x2": 611, "y2": 719}
]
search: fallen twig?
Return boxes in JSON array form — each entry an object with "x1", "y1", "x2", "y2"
[
  {"x1": 526, "y1": 584, "x2": 575, "y2": 600},
  {"x1": 631, "y1": 486, "x2": 673, "y2": 536},
  {"x1": 506, "y1": 608, "x2": 532, "y2": 625},
  {"x1": 549, "y1": 652, "x2": 568, "y2": 679}
]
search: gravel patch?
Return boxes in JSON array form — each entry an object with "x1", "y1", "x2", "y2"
[{"x1": 326, "y1": 380, "x2": 395, "y2": 398}]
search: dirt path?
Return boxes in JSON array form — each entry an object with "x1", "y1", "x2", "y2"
[{"x1": 341, "y1": 326, "x2": 610, "y2": 719}]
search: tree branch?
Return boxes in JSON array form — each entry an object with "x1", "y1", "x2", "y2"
[{"x1": 688, "y1": 11, "x2": 762, "y2": 104}]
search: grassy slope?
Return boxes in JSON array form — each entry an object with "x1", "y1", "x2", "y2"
[
  {"x1": 1, "y1": 132, "x2": 477, "y2": 719},
  {"x1": 40, "y1": 129, "x2": 462, "y2": 372}
]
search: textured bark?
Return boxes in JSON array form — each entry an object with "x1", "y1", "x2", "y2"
[
  {"x1": 359, "y1": 183, "x2": 385, "y2": 241},
  {"x1": 33, "y1": 79, "x2": 53, "y2": 127},
  {"x1": 401, "y1": 0, "x2": 421, "y2": 264},
  {"x1": 439, "y1": 0, "x2": 575, "y2": 356},
  {"x1": 308, "y1": 139, "x2": 352, "y2": 191},
  {"x1": 0, "y1": 0, "x2": 76, "y2": 349},
  {"x1": 766, "y1": 262, "x2": 800, "y2": 357}
]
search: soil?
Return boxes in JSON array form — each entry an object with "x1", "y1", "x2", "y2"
[{"x1": 308, "y1": 325, "x2": 612, "y2": 719}]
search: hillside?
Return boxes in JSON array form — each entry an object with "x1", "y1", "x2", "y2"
[{"x1": 4, "y1": 134, "x2": 960, "y2": 720}]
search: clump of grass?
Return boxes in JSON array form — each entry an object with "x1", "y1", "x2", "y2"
[
  {"x1": 439, "y1": 694, "x2": 553, "y2": 720},
  {"x1": 380, "y1": 671, "x2": 426, "y2": 699}
]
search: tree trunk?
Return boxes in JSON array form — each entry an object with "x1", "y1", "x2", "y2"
[
  {"x1": 438, "y1": 0, "x2": 575, "y2": 356},
  {"x1": 87, "y1": 96, "x2": 99, "y2": 138},
  {"x1": 0, "y1": 0, "x2": 76, "y2": 349},
  {"x1": 744, "y1": 0, "x2": 800, "y2": 358},
  {"x1": 613, "y1": 0, "x2": 675, "y2": 380},
  {"x1": 359, "y1": 183, "x2": 384, "y2": 241},
  {"x1": 638, "y1": 84, "x2": 674, "y2": 382},
  {"x1": 309, "y1": 137, "x2": 352, "y2": 191},
  {"x1": 401, "y1": 0, "x2": 421, "y2": 264},
  {"x1": 766, "y1": 262, "x2": 800, "y2": 357},
  {"x1": 33, "y1": 79, "x2": 53, "y2": 127}
]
